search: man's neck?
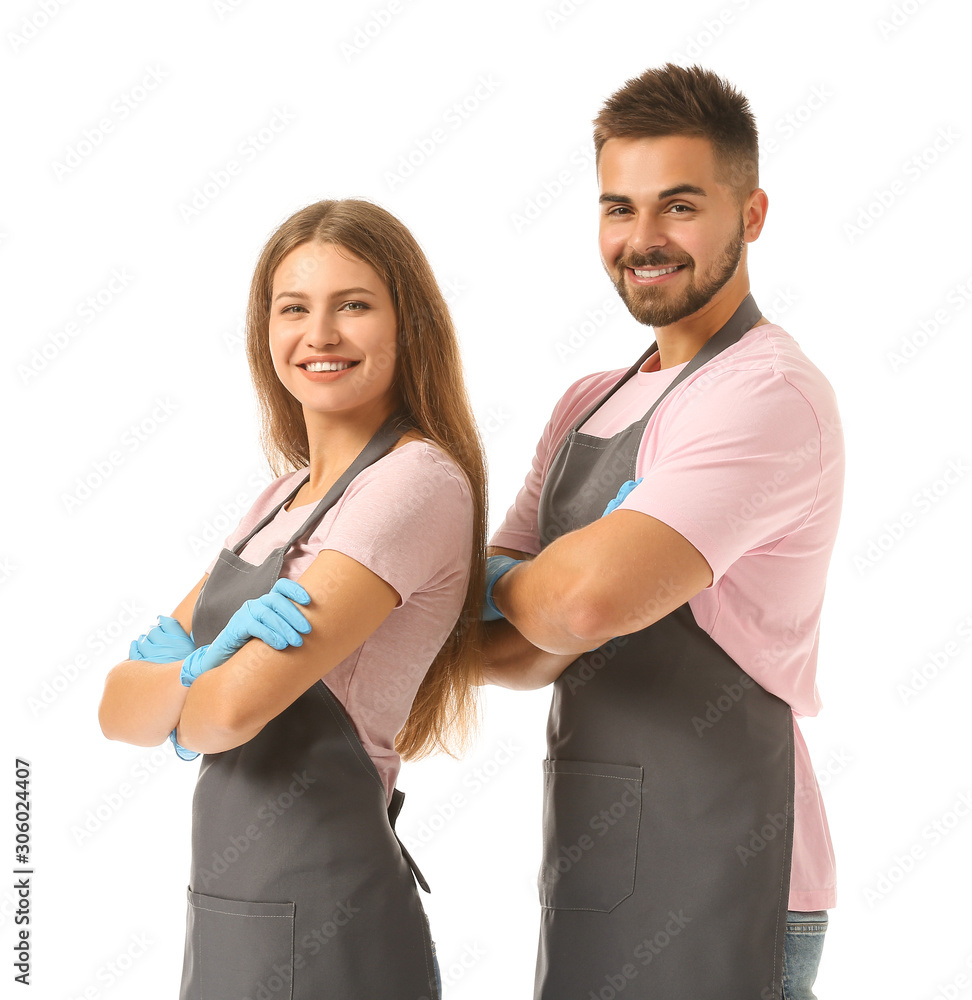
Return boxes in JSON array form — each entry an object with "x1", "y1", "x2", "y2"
[{"x1": 653, "y1": 277, "x2": 763, "y2": 370}]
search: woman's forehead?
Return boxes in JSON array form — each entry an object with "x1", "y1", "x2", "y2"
[{"x1": 273, "y1": 243, "x2": 377, "y2": 287}]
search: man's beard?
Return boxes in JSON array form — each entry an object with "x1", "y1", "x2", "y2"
[{"x1": 609, "y1": 218, "x2": 746, "y2": 327}]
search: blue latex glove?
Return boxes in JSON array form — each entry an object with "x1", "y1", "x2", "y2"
[
  {"x1": 130, "y1": 615, "x2": 195, "y2": 663},
  {"x1": 602, "y1": 478, "x2": 643, "y2": 517},
  {"x1": 127, "y1": 616, "x2": 201, "y2": 760},
  {"x1": 482, "y1": 555, "x2": 522, "y2": 622},
  {"x1": 178, "y1": 577, "x2": 312, "y2": 688}
]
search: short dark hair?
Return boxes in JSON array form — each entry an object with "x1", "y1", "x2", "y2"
[{"x1": 593, "y1": 63, "x2": 759, "y2": 201}]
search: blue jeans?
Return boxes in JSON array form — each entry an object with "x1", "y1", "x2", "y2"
[
  {"x1": 429, "y1": 911, "x2": 825, "y2": 998},
  {"x1": 431, "y1": 939, "x2": 442, "y2": 997},
  {"x1": 782, "y1": 909, "x2": 828, "y2": 999}
]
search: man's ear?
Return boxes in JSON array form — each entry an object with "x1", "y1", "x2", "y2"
[{"x1": 743, "y1": 188, "x2": 769, "y2": 242}]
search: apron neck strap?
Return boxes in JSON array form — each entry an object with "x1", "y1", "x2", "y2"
[
  {"x1": 575, "y1": 293, "x2": 762, "y2": 430},
  {"x1": 233, "y1": 410, "x2": 413, "y2": 555},
  {"x1": 282, "y1": 409, "x2": 413, "y2": 551}
]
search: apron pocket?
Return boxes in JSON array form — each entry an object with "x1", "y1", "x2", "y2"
[
  {"x1": 538, "y1": 759, "x2": 643, "y2": 912},
  {"x1": 181, "y1": 888, "x2": 295, "y2": 1000}
]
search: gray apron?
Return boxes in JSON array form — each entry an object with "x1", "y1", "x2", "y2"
[
  {"x1": 180, "y1": 413, "x2": 440, "y2": 1000},
  {"x1": 534, "y1": 295, "x2": 794, "y2": 999}
]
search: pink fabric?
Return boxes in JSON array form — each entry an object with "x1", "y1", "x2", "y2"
[
  {"x1": 491, "y1": 323, "x2": 843, "y2": 910},
  {"x1": 205, "y1": 440, "x2": 473, "y2": 803}
]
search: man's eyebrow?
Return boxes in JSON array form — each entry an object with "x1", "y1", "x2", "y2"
[
  {"x1": 598, "y1": 185, "x2": 708, "y2": 205},
  {"x1": 658, "y1": 184, "x2": 707, "y2": 199}
]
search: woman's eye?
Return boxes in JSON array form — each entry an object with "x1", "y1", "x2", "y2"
[
  {"x1": 281, "y1": 304, "x2": 305, "y2": 314},
  {"x1": 341, "y1": 301, "x2": 368, "y2": 311}
]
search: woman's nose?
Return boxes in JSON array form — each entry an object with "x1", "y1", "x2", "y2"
[{"x1": 304, "y1": 312, "x2": 341, "y2": 348}]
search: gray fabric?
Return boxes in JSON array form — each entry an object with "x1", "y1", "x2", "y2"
[
  {"x1": 179, "y1": 412, "x2": 440, "y2": 999},
  {"x1": 534, "y1": 295, "x2": 795, "y2": 999}
]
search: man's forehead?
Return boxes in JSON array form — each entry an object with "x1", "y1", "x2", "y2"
[{"x1": 597, "y1": 135, "x2": 721, "y2": 194}]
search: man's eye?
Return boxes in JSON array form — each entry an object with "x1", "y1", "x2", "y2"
[
  {"x1": 669, "y1": 204, "x2": 693, "y2": 214},
  {"x1": 607, "y1": 206, "x2": 631, "y2": 216}
]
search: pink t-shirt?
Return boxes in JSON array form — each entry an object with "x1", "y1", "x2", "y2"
[
  {"x1": 205, "y1": 440, "x2": 473, "y2": 803},
  {"x1": 491, "y1": 322, "x2": 844, "y2": 910}
]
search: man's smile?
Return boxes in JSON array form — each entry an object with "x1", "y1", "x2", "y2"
[{"x1": 626, "y1": 263, "x2": 688, "y2": 285}]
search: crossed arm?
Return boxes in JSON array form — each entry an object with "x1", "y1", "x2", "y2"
[
  {"x1": 480, "y1": 510, "x2": 713, "y2": 690},
  {"x1": 98, "y1": 550, "x2": 399, "y2": 754},
  {"x1": 100, "y1": 502, "x2": 713, "y2": 737}
]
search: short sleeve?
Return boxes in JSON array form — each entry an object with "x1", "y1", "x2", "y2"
[
  {"x1": 618, "y1": 369, "x2": 824, "y2": 586},
  {"x1": 487, "y1": 426, "x2": 547, "y2": 556},
  {"x1": 490, "y1": 370, "x2": 623, "y2": 554},
  {"x1": 313, "y1": 444, "x2": 473, "y2": 606}
]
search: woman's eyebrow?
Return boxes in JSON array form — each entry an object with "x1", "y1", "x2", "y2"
[
  {"x1": 327, "y1": 286, "x2": 376, "y2": 298},
  {"x1": 272, "y1": 286, "x2": 376, "y2": 302}
]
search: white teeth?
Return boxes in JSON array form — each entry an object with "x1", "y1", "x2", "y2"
[
  {"x1": 633, "y1": 265, "x2": 682, "y2": 278},
  {"x1": 303, "y1": 361, "x2": 353, "y2": 372}
]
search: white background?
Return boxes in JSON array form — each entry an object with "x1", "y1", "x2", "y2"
[{"x1": 4, "y1": 0, "x2": 972, "y2": 997}]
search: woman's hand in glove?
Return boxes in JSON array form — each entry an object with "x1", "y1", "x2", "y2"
[{"x1": 179, "y1": 578, "x2": 312, "y2": 688}]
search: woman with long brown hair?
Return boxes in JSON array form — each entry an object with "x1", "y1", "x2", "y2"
[{"x1": 99, "y1": 198, "x2": 486, "y2": 998}]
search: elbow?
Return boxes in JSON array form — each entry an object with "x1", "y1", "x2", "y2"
[
  {"x1": 560, "y1": 603, "x2": 613, "y2": 648},
  {"x1": 98, "y1": 687, "x2": 164, "y2": 747},
  {"x1": 97, "y1": 694, "x2": 113, "y2": 740},
  {"x1": 174, "y1": 728, "x2": 224, "y2": 756},
  {"x1": 553, "y1": 575, "x2": 619, "y2": 648},
  {"x1": 98, "y1": 706, "x2": 165, "y2": 748},
  {"x1": 98, "y1": 708, "x2": 121, "y2": 743},
  {"x1": 180, "y1": 684, "x2": 255, "y2": 754},
  {"x1": 97, "y1": 668, "x2": 128, "y2": 742},
  {"x1": 175, "y1": 716, "x2": 239, "y2": 755}
]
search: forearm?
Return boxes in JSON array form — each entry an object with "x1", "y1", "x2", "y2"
[
  {"x1": 176, "y1": 551, "x2": 399, "y2": 754},
  {"x1": 479, "y1": 618, "x2": 581, "y2": 690},
  {"x1": 98, "y1": 659, "x2": 189, "y2": 747},
  {"x1": 491, "y1": 512, "x2": 710, "y2": 650},
  {"x1": 492, "y1": 552, "x2": 614, "y2": 656},
  {"x1": 176, "y1": 645, "x2": 270, "y2": 754}
]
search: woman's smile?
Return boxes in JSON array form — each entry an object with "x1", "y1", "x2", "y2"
[{"x1": 297, "y1": 355, "x2": 361, "y2": 380}]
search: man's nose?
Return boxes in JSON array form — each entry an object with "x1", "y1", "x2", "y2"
[{"x1": 626, "y1": 215, "x2": 668, "y2": 255}]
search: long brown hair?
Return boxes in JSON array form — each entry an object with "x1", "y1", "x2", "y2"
[{"x1": 244, "y1": 199, "x2": 486, "y2": 759}]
